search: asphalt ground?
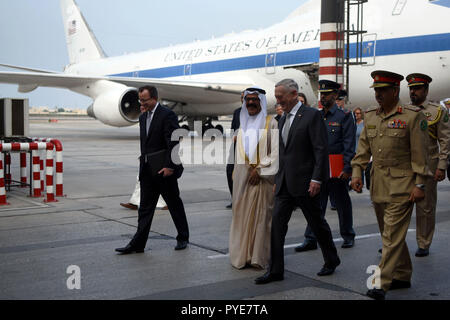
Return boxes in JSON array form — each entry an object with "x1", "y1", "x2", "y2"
[{"x1": 1, "y1": 119, "x2": 450, "y2": 306}]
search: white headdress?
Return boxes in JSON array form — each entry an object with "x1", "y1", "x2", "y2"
[{"x1": 239, "y1": 86, "x2": 268, "y2": 162}]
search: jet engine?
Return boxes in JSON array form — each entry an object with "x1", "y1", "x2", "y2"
[{"x1": 86, "y1": 84, "x2": 141, "y2": 127}]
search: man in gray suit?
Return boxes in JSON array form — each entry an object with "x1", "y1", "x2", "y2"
[{"x1": 255, "y1": 79, "x2": 340, "y2": 284}]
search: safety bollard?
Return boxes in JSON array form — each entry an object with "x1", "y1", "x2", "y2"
[
  {"x1": 0, "y1": 160, "x2": 9, "y2": 205},
  {"x1": 32, "y1": 138, "x2": 64, "y2": 197},
  {"x1": 20, "y1": 152, "x2": 27, "y2": 187}
]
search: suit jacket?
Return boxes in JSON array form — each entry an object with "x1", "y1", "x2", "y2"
[
  {"x1": 231, "y1": 107, "x2": 241, "y2": 131},
  {"x1": 227, "y1": 107, "x2": 242, "y2": 165},
  {"x1": 275, "y1": 105, "x2": 329, "y2": 197},
  {"x1": 139, "y1": 103, "x2": 183, "y2": 179}
]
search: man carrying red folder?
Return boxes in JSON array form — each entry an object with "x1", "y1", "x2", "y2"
[{"x1": 295, "y1": 80, "x2": 356, "y2": 252}]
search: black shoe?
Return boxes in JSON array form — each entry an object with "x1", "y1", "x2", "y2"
[
  {"x1": 254, "y1": 272, "x2": 284, "y2": 285},
  {"x1": 175, "y1": 240, "x2": 188, "y2": 250},
  {"x1": 226, "y1": 203, "x2": 232, "y2": 209},
  {"x1": 389, "y1": 279, "x2": 411, "y2": 290},
  {"x1": 378, "y1": 248, "x2": 382, "y2": 254},
  {"x1": 366, "y1": 289, "x2": 385, "y2": 300},
  {"x1": 120, "y1": 202, "x2": 138, "y2": 210},
  {"x1": 415, "y1": 248, "x2": 429, "y2": 257},
  {"x1": 115, "y1": 244, "x2": 144, "y2": 254},
  {"x1": 294, "y1": 242, "x2": 318, "y2": 252},
  {"x1": 341, "y1": 239, "x2": 355, "y2": 248},
  {"x1": 331, "y1": 206, "x2": 337, "y2": 211},
  {"x1": 317, "y1": 258, "x2": 340, "y2": 276}
]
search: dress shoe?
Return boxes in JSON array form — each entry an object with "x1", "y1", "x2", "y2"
[
  {"x1": 120, "y1": 202, "x2": 138, "y2": 210},
  {"x1": 226, "y1": 203, "x2": 232, "y2": 209},
  {"x1": 341, "y1": 239, "x2": 355, "y2": 248},
  {"x1": 115, "y1": 244, "x2": 144, "y2": 254},
  {"x1": 175, "y1": 240, "x2": 188, "y2": 250},
  {"x1": 254, "y1": 272, "x2": 284, "y2": 285},
  {"x1": 389, "y1": 279, "x2": 411, "y2": 290},
  {"x1": 378, "y1": 248, "x2": 382, "y2": 254},
  {"x1": 317, "y1": 258, "x2": 340, "y2": 276},
  {"x1": 415, "y1": 248, "x2": 429, "y2": 257},
  {"x1": 330, "y1": 206, "x2": 337, "y2": 211},
  {"x1": 161, "y1": 205, "x2": 168, "y2": 210},
  {"x1": 366, "y1": 289, "x2": 385, "y2": 300},
  {"x1": 294, "y1": 242, "x2": 318, "y2": 252}
]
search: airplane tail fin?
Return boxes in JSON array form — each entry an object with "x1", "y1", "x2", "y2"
[{"x1": 60, "y1": 0, "x2": 106, "y2": 65}]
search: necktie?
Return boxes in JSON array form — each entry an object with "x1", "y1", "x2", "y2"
[
  {"x1": 282, "y1": 113, "x2": 292, "y2": 145},
  {"x1": 146, "y1": 110, "x2": 152, "y2": 135}
]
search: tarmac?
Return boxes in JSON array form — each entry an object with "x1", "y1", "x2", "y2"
[{"x1": 1, "y1": 118, "x2": 450, "y2": 301}]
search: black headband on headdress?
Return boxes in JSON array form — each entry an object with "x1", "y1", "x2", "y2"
[{"x1": 245, "y1": 87, "x2": 266, "y2": 95}]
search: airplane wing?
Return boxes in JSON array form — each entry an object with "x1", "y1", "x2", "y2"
[
  {"x1": 0, "y1": 63, "x2": 58, "y2": 74},
  {"x1": 0, "y1": 71, "x2": 249, "y2": 104}
]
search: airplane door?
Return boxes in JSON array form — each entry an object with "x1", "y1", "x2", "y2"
[
  {"x1": 265, "y1": 48, "x2": 277, "y2": 74},
  {"x1": 184, "y1": 63, "x2": 192, "y2": 77},
  {"x1": 362, "y1": 34, "x2": 377, "y2": 66}
]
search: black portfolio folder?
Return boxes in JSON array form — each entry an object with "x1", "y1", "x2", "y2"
[{"x1": 146, "y1": 149, "x2": 168, "y2": 176}]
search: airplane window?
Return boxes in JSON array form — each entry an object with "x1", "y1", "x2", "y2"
[{"x1": 392, "y1": 0, "x2": 407, "y2": 15}]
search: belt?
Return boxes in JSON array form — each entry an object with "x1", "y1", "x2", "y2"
[{"x1": 373, "y1": 156, "x2": 410, "y2": 167}]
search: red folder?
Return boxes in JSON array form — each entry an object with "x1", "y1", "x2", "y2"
[{"x1": 329, "y1": 154, "x2": 344, "y2": 178}]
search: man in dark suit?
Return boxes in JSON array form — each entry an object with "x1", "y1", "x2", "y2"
[
  {"x1": 255, "y1": 79, "x2": 340, "y2": 284},
  {"x1": 115, "y1": 85, "x2": 189, "y2": 254},
  {"x1": 295, "y1": 80, "x2": 356, "y2": 252}
]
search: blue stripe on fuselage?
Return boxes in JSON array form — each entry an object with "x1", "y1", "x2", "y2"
[
  {"x1": 430, "y1": 0, "x2": 450, "y2": 8},
  {"x1": 111, "y1": 33, "x2": 450, "y2": 79}
]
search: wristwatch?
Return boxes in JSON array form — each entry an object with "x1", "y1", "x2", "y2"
[{"x1": 415, "y1": 184, "x2": 425, "y2": 190}]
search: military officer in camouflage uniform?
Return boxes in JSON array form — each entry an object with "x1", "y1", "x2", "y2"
[
  {"x1": 351, "y1": 70, "x2": 429, "y2": 300},
  {"x1": 406, "y1": 73, "x2": 450, "y2": 257}
]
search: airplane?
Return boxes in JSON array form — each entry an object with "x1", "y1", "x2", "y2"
[{"x1": 0, "y1": 0, "x2": 449, "y2": 131}]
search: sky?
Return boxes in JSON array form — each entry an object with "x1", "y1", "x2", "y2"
[{"x1": 0, "y1": 0, "x2": 307, "y2": 109}]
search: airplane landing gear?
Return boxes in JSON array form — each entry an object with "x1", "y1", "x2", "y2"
[{"x1": 180, "y1": 116, "x2": 224, "y2": 135}]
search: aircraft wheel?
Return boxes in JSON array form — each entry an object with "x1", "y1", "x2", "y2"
[{"x1": 215, "y1": 124, "x2": 224, "y2": 134}]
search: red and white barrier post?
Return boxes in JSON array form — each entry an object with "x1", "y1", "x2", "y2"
[
  {"x1": 0, "y1": 142, "x2": 57, "y2": 204},
  {"x1": 44, "y1": 144, "x2": 56, "y2": 203},
  {"x1": 31, "y1": 149, "x2": 41, "y2": 197},
  {"x1": 33, "y1": 138, "x2": 64, "y2": 197},
  {"x1": 0, "y1": 160, "x2": 8, "y2": 205},
  {"x1": 20, "y1": 152, "x2": 27, "y2": 187}
]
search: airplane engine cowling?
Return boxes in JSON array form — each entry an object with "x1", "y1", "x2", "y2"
[{"x1": 90, "y1": 87, "x2": 141, "y2": 127}]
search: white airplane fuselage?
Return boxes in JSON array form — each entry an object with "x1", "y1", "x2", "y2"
[
  {"x1": 64, "y1": 0, "x2": 450, "y2": 120},
  {"x1": 1, "y1": 0, "x2": 449, "y2": 127}
]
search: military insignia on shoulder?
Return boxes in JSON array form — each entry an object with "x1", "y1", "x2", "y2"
[
  {"x1": 405, "y1": 105, "x2": 421, "y2": 112},
  {"x1": 420, "y1": 119, "x2": 428, "y2": 131},
  {"x1": 365, "y1": 107, "x2": 378, "y2": 113},
  {"x1": 429, "y1": 102, "x2": 441, "y2": 108}
]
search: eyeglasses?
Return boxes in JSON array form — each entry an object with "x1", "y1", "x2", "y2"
[{"x1": 138, "y1": 98, "x2": 152, "y2": 104}]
